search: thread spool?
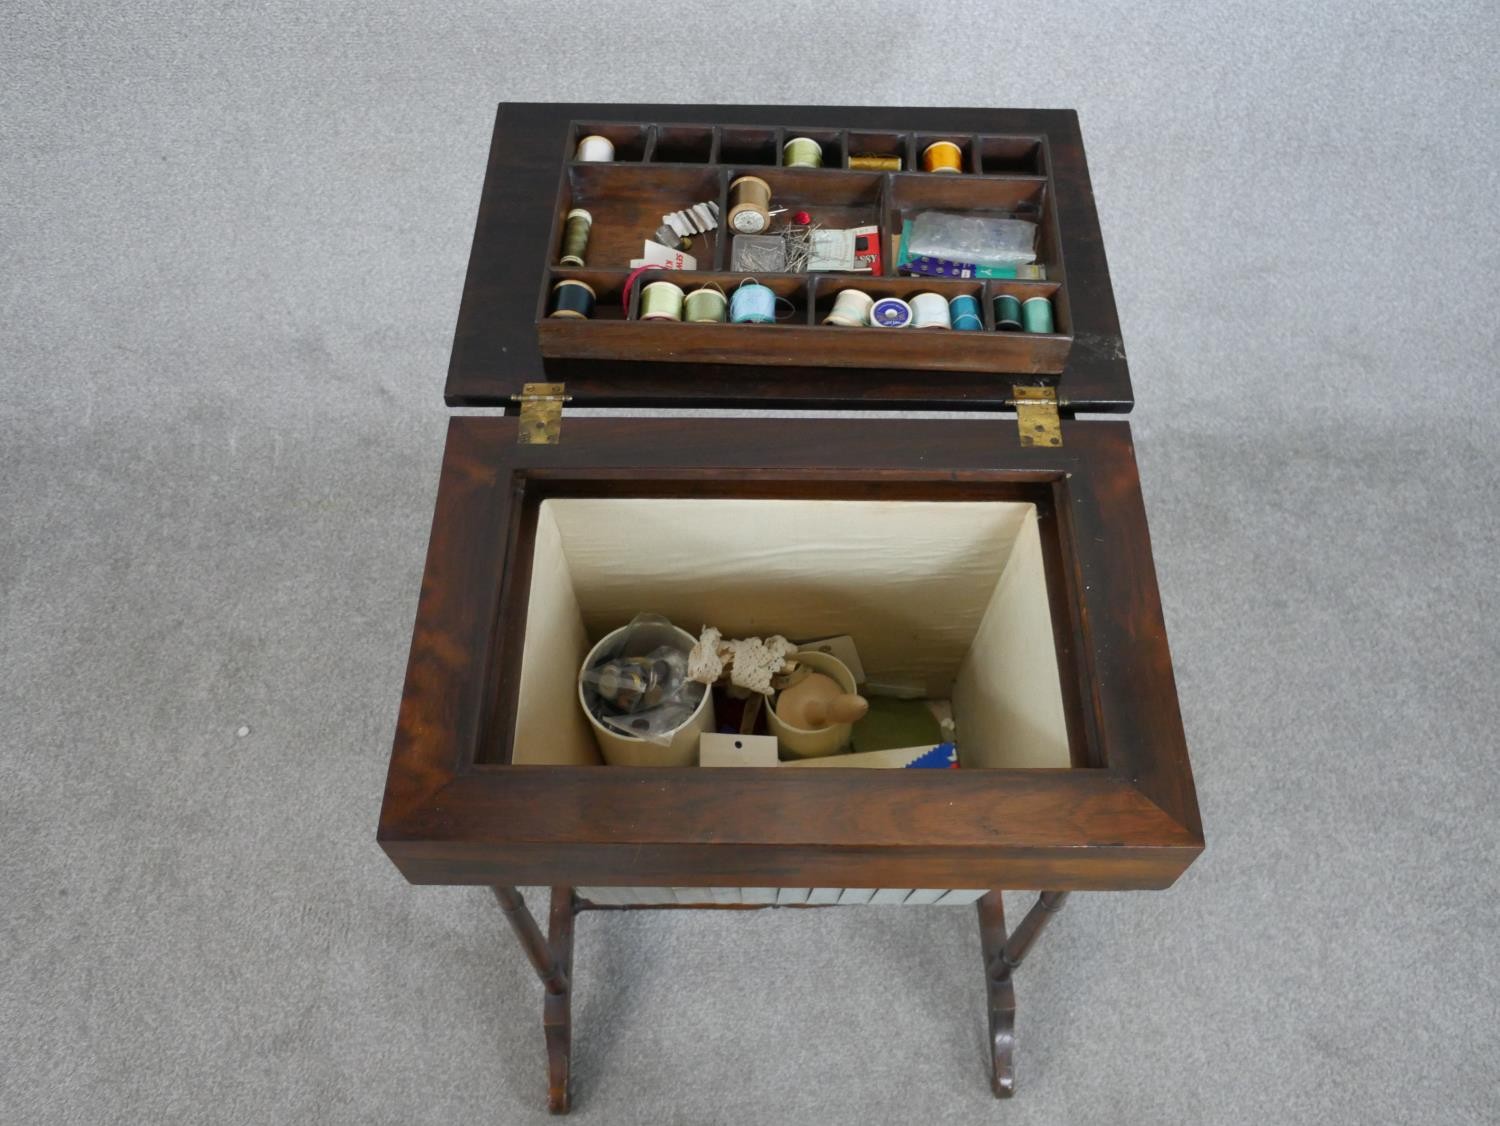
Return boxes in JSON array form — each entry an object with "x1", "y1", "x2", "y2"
[
  {"x1": 922, "y1": 140, "x2": 964, "y2": 173},
  {"x1": 870, "y1": 297, "x2": 913, "y2": 328},
  {"x1": 993, "y1": 292, "x2": 1023, "y2": 331},
  {"x1": 574, "y1": 134, "x2": 615, "y2": 162},
  {"x1": 727, "y1": 176, "x2": 773, "y2": 234},
  {"x1": 558, "y1": 208, "x2": 592, "y2": 267},
  {"x1": 783, "y1": 136, "x2": 824, "y2": 168},
  {"x1": 639, "y1": 280, "x2": 685, "y2": 321},
  {"x1": 1022, "y1": 296, "x2": 1055, "y2": 334},
  {"x1": 684, "y1": 284, "x2": 728, "y2": 323},
  {"x1": 547, "y1": 279, "x2": 596, "y2": 320},
  {"x1": 910, "y1": 292, "x2": 952, "y2": 329},
  {"x1": 730, "y1": 279, "x2": 780, "y2": 324},
  {"x1": 823, "y1": 288, "x2": 875, "y2": 327},
  {"x1": 850, "y1": 154, "x2": 901, "y2": 171},
  {"x1": 949, "y1": 294, "x2": 983, "y2": 331}
]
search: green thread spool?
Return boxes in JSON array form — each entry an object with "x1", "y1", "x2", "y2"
[
  {"x1": 547, "y1": 279, "x2": 596, "y2": 319},
  {"x1": 558, "y1": 208, "x2": 592, "y2": 267},
  {"x1": 639, "y1": 280, "x2": 685, "y2": 321},
  {"x1": 684, "y1": 285, "x2": 727, "y2": 323},
  {"x1": 993, "y1": 292, "x2": 1023, "y2": 331},
  {"x1": 1022, "y1": 296, "x2": 1054, "y2": 334},
  {"x1": 783, "y1": 136, "x2": 824, "y2": 169}
]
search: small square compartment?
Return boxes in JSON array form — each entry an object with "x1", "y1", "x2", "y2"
[
  {"x1": 915, "y1": 133, "x2": 977, "y2": 174},
  {"x1": 718, "y1": 125, "x2": 781, "y2": 165},
  {"x1": 570, "y1": 121, "x2": 650, "y2": 162},
  {"x1": 779, "y1": 128, "x2": 843, "y2": 169},
  {"x1": 653, "y1": 124, "x2": 716, "y2": 163},
  {"x1": 979, "y1": 135, "x2": 1045, "y2": 175},
  {"x1": 510, "y1": 495, "x2": 1071, "y2": 769},
  {"x1": 846, "y1": 131, "x2": 911, "y2": 171}
]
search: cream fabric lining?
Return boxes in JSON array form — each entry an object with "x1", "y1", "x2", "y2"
[{"x1": 513, "y1": 497, "x2": 1070, "y2": 769}]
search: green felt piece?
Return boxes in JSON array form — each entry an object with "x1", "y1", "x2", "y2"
[{"x1": 850, "y1": 696, "x2": 943, "y2": 754}]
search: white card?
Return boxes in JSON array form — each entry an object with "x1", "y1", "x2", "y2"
[
  {"x1": 699, "y1": 732, "x2": 779, "y2": 767},
  {"x1": 629, "y1": 241, "x2": 697, "y2": 270},
  {"x1": 796, "y1": 635, "x2": 865, "y2": 683}
]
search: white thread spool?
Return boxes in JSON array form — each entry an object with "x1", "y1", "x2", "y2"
[
  {"x1": 575, "y1": 134, "x2": 616, "y2": 162},
  {"x1": 910, "y1": 291, "x2": 953, "y2": 329},
  {"x1": 822, "y1": 289, "x2": 875, "y2": 327}
]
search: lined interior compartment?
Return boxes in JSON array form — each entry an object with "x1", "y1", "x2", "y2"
[
  {"x1": 887, "y1": 173, "x2": 1054, "y2": 277},
  {"x1": 511, "y1": 498, "x2": 1071, "y2": 770}
]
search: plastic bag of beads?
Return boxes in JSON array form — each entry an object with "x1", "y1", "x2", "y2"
[{"x1": 907, "y1": 211, "x2": 1037, "y2": 267}]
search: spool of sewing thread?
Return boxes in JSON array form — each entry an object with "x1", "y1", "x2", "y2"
[
  {"x1": 684, "y1": 284, "x2": 728, "y2": 323},
  {"x1": 850, "y1": 154, "x2": 901, "y2": 171},
  {"x1": 782, "y1": 136, "x2": 824, "y2": 168},
  {"x1": 910, "y1": 291, "x2": 952, "y2": 329},
  {"x1": 729, "y1": 279, "x2": 778, "y2": 324},
  {"x1": 993, "y1": 292, "x2": 1023, "y2": 331},
  {"x1": 949, "y1": 293, "x2": 983, "y2": 331},
  {"x1": 639, "y1": 280, "x2": 685, "y2": 322},
  {"x1": 558, "y1": 208, "x2": 592, "y2": 267},
  {"x1": 1022, "y1": 296, "x2": 1055, "y2": 334},
  {"x1": 870, "y1": 297, "x2": 913, "y2": 328},
  {"x1": 547, "y1": 279, "x2": 596, "y2": 320},
  {"x1": 727, "y1": 175, "x2": 773, "y2": 234},
  {"x1": 574, "y1": 134, "x2": 615, "y2": 162},
  {"x1": 922, "y1": 140, "x2": 964, "y2": 173},
  {"x1": 822, "y1": 288, "x2": 875, "y2": 327}
]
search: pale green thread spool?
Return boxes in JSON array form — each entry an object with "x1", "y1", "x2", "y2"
[
  {"x1": 684, "y1": 284, "x2": 728, "y2": 323},
  {"x1": 559, "y1": 208, "x2": 593, "y2": 267},
  {"x1": 639, "y1": 280, "x2": 685, "y2": 321},
  {"x1": 783, "y1": 136, "x2": 824, "y2": 168},
  {"x1": 1022, "y1": 296, "x2": 1054, "y2": 334}
]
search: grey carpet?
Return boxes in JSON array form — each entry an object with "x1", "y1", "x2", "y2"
[{"x1": 3, "y1": 3, "x2": 1497, "y2": 1124}]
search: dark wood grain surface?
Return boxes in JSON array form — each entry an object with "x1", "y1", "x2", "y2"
[
  {"x1": 378, "y1": 416, "x2": 1200, "y2": 890},
  {"x1": 446, "y1": 103, "x2": 1132, "y2": 412}
]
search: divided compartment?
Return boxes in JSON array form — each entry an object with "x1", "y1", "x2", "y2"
[
  {"x1": 812, "y1": 275, "x2": 986, "y2": 328},
  {"x1": 846, "y1": 130, "x2": 912, "y2": 171},
  {"x1": 549, "y1": 163, "x2": 724, "y2": 270},
  {"x1": 652, "y1": 123, "x2": 716, "y2": 164},
  {"x1": 887, "y1": 172, "x2": 1057, "y2": 281},
  {"x1": 914, "y1": 133, "x2": 979, "y2": 174},
  {"x1": 540, "y1": 269, "x2": 633, "y2": 322},
  {"x1": 979, "y1": 134, "x2": 1046, "y2": 175},
  {"x1": 568, "y1": 121, "x2": 651, "y2": 162},
  {"x1": 779, "y1": 127, "x2": 844, "y2": 169},
  {"x1": 722, "y1": 168, "x2": 884, "y2": 270},
  {"x1": 509, "y1": 493, "x2": 1075, "y2": 771},
  {"x1": 718, "y1": 125, "x2": 781, "y2": 166},
  {"x1": 626, "y1": 270, "x2": 808, "y2": 324},
  {"x1": 987, "y1": 279, "x2": 1070, "y2": 339}
]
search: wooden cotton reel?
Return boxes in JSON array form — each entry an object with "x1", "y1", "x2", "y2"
[
  {"x1": 727, "y1": 175, "x2": 772, "y2": 234},
  {"x1": 768, "y1": 650, "x2": 866, "y2": 758}
]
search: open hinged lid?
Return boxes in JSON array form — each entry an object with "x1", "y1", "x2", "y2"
[{"x1": 445, "y1": 102, "x2": 1133, "y2": 417}]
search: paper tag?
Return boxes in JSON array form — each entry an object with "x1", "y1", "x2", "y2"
[
  {"x1": 629, "y1": 241, "x2": 697, "y2": 270},
  {"x1": 796, "y1": 635, "x2": 865, "y2": 683},
  {"x1": 699, "y1": 733, "x2": 779, "y2": 767}
]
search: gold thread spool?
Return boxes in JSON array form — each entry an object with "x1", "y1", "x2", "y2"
[
  {"x1": 727, "y1": 176, "x2": 772, "y2": 234},
  {"x1": 850, "y1": 154, "x2": 901, "y2": 171},
  {"x1": 558, "y1": 208, "x2": 592, "y2": 266},
  {"x1": 922, "y1": 141, "x2": 964, "y2": 173}
]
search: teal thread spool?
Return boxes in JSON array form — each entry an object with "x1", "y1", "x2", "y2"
[
  {"x1": 949, "y1": 293, "x2": 983, "y2": 331},
  {"x1": 993, "y1": 292, "x2": 1023, "y2": 331},
  {"x1": 684, "y1": 285, "x2": 728, "y2": 323},
  {"x1": 639, "y1": 280, "x2": 685, "y2": 321},
  {"x1": 783, "y1": 136, "x2": 824, "y2": 168},
  {"x1": 547, "y1": 279, "x2": 596, "y2": 319},
  {"x1": 730, "y1": 279, "x2": 777, "y2": 324},
  {"x1": 558, "y1": 208, "x2": 592, "y2": 267},
  {"x1": 1022, "y1": 296, "x2": 1054, "y2": 334}
]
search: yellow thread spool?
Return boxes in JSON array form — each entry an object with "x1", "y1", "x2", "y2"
[
  {"x1": 850, "y1": 154, "x2": 901, "y2": 171},
  {"x1": 922, "y1": 141, "x2": 964, "y2": 174}
]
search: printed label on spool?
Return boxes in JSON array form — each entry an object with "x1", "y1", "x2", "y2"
[{"x1": 870, "y1": 297, "x2": 913, "y2": 328}]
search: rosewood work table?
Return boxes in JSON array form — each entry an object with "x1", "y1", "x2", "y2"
[{"x1": 378, "y1": 102, "x2": 1203, "y2": 1114}]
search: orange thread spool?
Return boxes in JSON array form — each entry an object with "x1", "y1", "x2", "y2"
[{"x1": 922, "y1": 140, "x2": 964, "y2": 174}]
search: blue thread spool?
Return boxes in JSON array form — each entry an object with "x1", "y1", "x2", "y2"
[
  {"x1": 949, "y1": 294, "x2": 983, "y2": 331},
  {"x1": 730, "y1": 279, "x2": 777, "y2": 324}
]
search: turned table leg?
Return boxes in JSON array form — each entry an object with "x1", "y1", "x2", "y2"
[
  {"x1": 493, "y1": 886, "x2": 577, "y2": 1113},
  {"x1": 976, "y1": 890, "x2": 1070, "y2": 1098}
]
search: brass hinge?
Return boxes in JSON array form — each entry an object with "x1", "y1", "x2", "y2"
[
  {"x1": 1013, "y1": 385, "x2": 1062, "y2": 449},
  {"x1": 512, "y1": 382, "x2": 571, "y2": 445}
]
